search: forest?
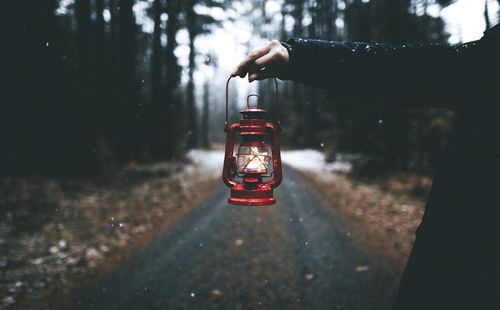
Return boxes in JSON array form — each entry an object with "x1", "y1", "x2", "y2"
[
  {"x1": 3, "y1": 0, "x2": 498, "y2": 176},
  {"x1": 2, "y1": 1, "x2": 500, "y2": 308}
]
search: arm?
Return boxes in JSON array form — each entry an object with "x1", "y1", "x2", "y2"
[
  {"x1": 283, "y1": 38, "x2": 480, "y2": 109},
  {"x1": 232, "y1": 37, "x2": 491, "y2": 110}
]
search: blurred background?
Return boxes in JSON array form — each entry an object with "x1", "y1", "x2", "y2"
[
  {"x1": 1, "y1": 0, "x2": 499, "y2": 309},
  {"x1": 2, "y1": 0, "x2": 499, "y2": 175}
]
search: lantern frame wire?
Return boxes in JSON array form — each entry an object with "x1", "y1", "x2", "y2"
[{"x1": 236, "y1": 153, "x2": 273, "y2": 177}]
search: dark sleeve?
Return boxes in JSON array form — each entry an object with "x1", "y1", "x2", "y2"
[{"x1": 281, "y1": 38, "x2": 483, "y2": 110}]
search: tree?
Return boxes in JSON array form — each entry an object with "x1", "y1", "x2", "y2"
[
  {"x1": 160, "y1": 0, "x2": 184, "y2": 158},
  {"x1": 201, "y1": 79, "x2": 211, "y2": 149},
  {"x1": 484, "y1": 0, "x2": 491, "y2": 30},
  {"x1": 113, "y1": 0, "x2": 139, "y2": 158},
  {"x1": 151, "y1": 0, "x2": 163, "y2": 116},
  {"x1": 75, "y1": 0, "x2": 92, "y2": 65},
  {"x1": 183, "y1": 0, "x2": 221, "y2": 149}
]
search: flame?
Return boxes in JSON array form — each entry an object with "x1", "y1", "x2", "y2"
[{"x1": 240, "y1": 147, "x2": 270, "y2": 174}]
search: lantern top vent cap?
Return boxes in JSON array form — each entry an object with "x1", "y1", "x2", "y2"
[{"x1": 240, "y1": 108, "x2": 266, "y2": 114}]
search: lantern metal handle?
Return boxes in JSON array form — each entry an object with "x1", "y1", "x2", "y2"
[{"x1": 225, "y1": 76, "x2": 280, "y2": 131}]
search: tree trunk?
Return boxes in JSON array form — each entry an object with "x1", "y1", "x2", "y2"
[
  {"x1": 116, "y1": 0, "x2": 138, "y2": 158},
  {"x1": 291, "y1": 0, "x2": 305, "y2": 146},
  {"x1": 163, "y1": 0, "x2": 183, "y2": 158},
  {"x1": 324, "y1": 0, "x2": 336, "y2": 40},
  {"x1": 484, "y1": 0, "x2": 491, "y2": 30},
  {"x1": 293, "y1": 0, "x2": 304, "y2": 36},
  {"x1": 306, "y1": 2, "x2": 318, "y2": 147},
  {"x1": 151, "y1": 0, "x2": 162, "y2": 110},
  {"x1": 75, "y1": 0, "x2": 91, "y2": 66},
  {"x1": 280, "y1": 5, "x2": 287, "y2": 41},
  {"x1": 165, "y1": 0, "x2": 181, "y2": 98},
  {"x1": 201, "y1": 80, "x2": 210, "y2": 149},
  {"x1": 186, "y1": 1, "x2": 198, "y2": 149},
  {"x1": 95, "y1": 0, "x2": 107, "y2": 135},
  {"x1": 109, "y1": 0, "x2": 118, "y2": 43},
  {"x1": 96, "y1": 0, "x2": 105, "y2": 44}
]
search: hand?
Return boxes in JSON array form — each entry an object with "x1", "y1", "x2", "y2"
[{"x1": 231, "y1": 40, "x2": 289, "y2": 82}]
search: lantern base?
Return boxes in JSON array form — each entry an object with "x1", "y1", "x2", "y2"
[{"x1": 228, "y1": 183, "x2": 276, "y2": 206}]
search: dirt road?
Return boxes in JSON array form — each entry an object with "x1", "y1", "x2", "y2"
[{"x1": 64, "y1": 167, "x2": 400, "y2": 309}]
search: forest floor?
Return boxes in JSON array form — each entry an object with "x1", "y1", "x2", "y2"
[
  {"x1": 0, "y1": 151, "x2": 221, "y2": 309},
  {"x1": 1, "y1": 150, "x2": 431, "y2": 309},
  {"x1": 297, "y1": 171, "x2": 429, "y2": 271}
]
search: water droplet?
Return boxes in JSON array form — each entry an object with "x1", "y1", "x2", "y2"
[
  {"x1": 45, "y1": 42, "x2": 49, "y2": 47},
  {"x1": 320, "y1": 142, "x2": 325, "y2": 148},
  {"x1": 141, "y1": 79, "x2": 145, "y2": 84},
  {"x1": 190, "y1": 292, "x2": 195, "y2": 297},
  {"x1": 355, "y1": 265, "x2": 369, "y2": 272},
  {"x1": 199, "y1": 243, "x2": 203, "y2": 247},
  {"x1": 119, "y1": 223, "x2": 124, "y2": 228},
  {"x1": 305, "y1": 272, "x2": 315, "y2": 280},
  {"x1": 304, "y1": 241, "x2": 309, "y2": 246},
  {"x1": 378, "y1": 119, "x2": 383, "y2": 124},
  {"x1": 58, "y1": 239, "x2": 67, "y2": 249}
]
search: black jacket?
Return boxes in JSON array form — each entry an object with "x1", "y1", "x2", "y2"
[{"x1": 283, "y1": 24, "x2": 500, "y2": 239}]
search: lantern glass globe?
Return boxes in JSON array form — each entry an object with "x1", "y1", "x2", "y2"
[{"x1": 236, "y1": 145, "x2": 271, "y2": 174}]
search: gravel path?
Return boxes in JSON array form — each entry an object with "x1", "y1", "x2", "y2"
[{"x1": 63, "y1": 167, "x2": 400, "y2": 309}]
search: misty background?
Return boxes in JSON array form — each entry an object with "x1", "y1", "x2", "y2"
[
  {"x1": 2, "y1": 1, "x2": 500, "y2": 308},
  {"x1": 3, "y1": 0, "x2": 499, "y2": 177}
]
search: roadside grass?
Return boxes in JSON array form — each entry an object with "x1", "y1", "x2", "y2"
[
  {"x1": 293, "y1": 169, "x2": 430, "y2": 276},
  {"x1": 0, "y1": 152, "x2": 221, "y2": 309}
]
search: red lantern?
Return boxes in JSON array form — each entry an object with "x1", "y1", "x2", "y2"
[{"x1": 222, "y1": 77, "x2": 282, "y2": 206}]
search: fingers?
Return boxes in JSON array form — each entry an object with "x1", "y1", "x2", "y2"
[
  {"x1": 250, "y1": 52, "x2": 276, "y2": 72},
  {"x1": 231, "y1": 40, "x2": 288, "y2": 81},
  {"x1": 231, "y1": 44, "x2": 271, "y2": 78},
  {"x1": 247, "y1": 53, "x2": 277, "y2": 82},
  {"x1": 248, "y1": 69, "x2": 274, "y2": 82}
]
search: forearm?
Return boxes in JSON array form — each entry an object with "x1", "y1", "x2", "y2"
[{"x1": 283, "y1": 38, "x2": 480, "y2": 109}]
